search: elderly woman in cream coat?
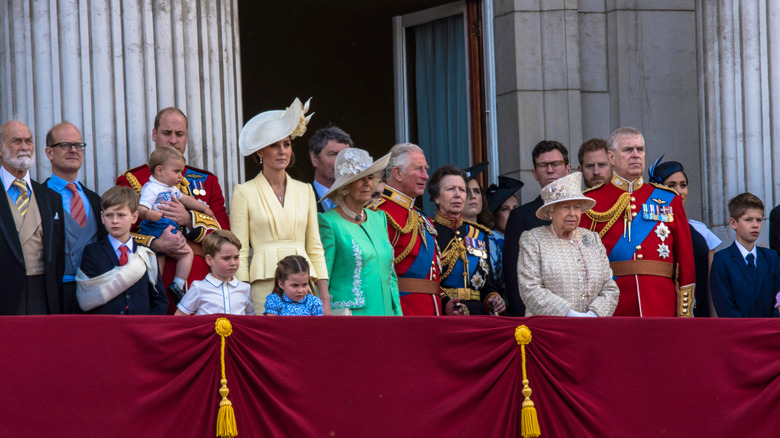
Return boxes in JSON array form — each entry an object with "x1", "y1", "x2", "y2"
[
  {"x1": 517, "y1": 172, "x2": 618, "y2": 317},
  {"x1": 231, "y1": 98, "x2": 330, "y2": 314}
]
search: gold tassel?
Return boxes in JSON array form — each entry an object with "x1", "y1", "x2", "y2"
[
  {"x1": 515, "y1": 325, "x2": 541, "y2": 438},
  {"x1": 215, "y1": 318, "x2": 238, "y2": 438}
]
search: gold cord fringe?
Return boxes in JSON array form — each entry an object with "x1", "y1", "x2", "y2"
[
  {"x1": 585, "y1": 192, "x2": 632, "y2": 238},
  {"x1": 215, "y1": 318, "x2": 238, "y2": 438},
  {"x1": 515, "y1": 325, "x2": 541, "y2": 438}
]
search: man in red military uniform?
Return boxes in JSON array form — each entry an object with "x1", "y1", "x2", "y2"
[
  {"x1": 369, "y1": 143, "x2": 461, "y2": 316},
  {"x1": 116, "y1": 107, "x2": 228, "y2": 309},
  {"x1": 580, "y1": 127, "x2": 695, "y2": 317}
]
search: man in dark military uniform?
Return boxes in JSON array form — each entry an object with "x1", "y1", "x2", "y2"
[
  {"x1": 116, "y1": 107, "x2": 227, "y2": 308},
  {"x1": 580, "y1": 127, "x2": 695, "y2": 317}
]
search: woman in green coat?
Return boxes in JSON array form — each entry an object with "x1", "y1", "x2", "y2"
[{"x1": 318, "y1": 148, "x2": 402, "y2": 316}]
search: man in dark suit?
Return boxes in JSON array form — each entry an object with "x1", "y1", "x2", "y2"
[
  {"x1": 44, "y1": 122, "x2": 107, "y2": 313},
  {"x1": 503, "y1": 140, "x2": 571, "y2": 316},
  {"x1": 308, "y1": 126, "x2": 352, "y2": 212},
  {"x1": 0, "y1": 120, "x2": 64, "y2": 314}
]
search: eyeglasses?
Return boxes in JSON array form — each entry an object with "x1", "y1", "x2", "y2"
[
  {"x1": 50, "y1": 142, "x2": 87, "y2": 151},
  {"x1": 535, "y1": 160, "x2": 565, "y2": 171}
]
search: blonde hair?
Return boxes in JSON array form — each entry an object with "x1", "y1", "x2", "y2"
[{"x1": 148, "y1": 146, "x2": 185, "y2": 174}]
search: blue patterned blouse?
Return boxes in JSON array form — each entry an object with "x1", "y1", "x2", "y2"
[{"x1": 264, "y1": 293, "x2": 323, "y2": 316}]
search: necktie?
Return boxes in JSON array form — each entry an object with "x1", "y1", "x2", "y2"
[
  {"x1": 119, "y1": 245, "x2": 129, "y2": 266},
  {"x1": 66, "y1": 183, "x2": 87, "y2": 227},
  {"x1": 747, "y1": 253, "x2": 757, "y2": 280},
  {"x1": 12, "y1": 179, "x2": 28, "y2": 216}
]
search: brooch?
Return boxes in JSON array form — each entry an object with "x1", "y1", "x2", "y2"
[
  {"x1": 657, "y1": 243, "x2": 670, "y2": 259},
  {"x1": 654, "y1": 223, "x2": 670, "y2": 242}
]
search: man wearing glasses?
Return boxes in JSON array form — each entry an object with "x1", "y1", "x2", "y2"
[
  {"x1": 503, "y1": 140, "x2": 572, "y2": 316},
  {"x1": 44, "y1": 122, "x2": 106, "y2": 313},
  {"x1": 0, "y1": 120, "x2": 64, "y2": 315}
]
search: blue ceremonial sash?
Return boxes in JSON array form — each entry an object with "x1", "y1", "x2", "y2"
[
  {"x1": 608, "y1": 187, "x2": 675, "y2": 263},
  {"x1": 398, "y1": 213, "x2": 437, "y2": 296}
]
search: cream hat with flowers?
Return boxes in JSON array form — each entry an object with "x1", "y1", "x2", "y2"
[
  {"x1": 239, "y1": 97, "x2": 313, "y2": 157},
  {"x1": 320, "y1": 148, "x2": 391, "y2": 202},
  {"x1": 535, "y1": 172, "x2": 596, "y2": 220}
]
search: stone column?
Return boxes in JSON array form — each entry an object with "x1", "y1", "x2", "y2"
[
  {"x1": 0, "y1": 0, "x2": 243, "y2": 202},
  {"x1": 698, "y1": 0, "x2": 780, "y2": 238},
  {"x1": 493, "y1": 0, "x2": 582, "y2": 203}
]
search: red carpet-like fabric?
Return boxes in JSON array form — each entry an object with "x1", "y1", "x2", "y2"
[{"x1": 1, "y1": 315, "x2": 779, "y2": 437}]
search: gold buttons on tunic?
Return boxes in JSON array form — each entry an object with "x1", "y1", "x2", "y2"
[
  {"x1": 636, "y1": 245, "x2": 642, "y2": 250},
  {"x1": 637, "y1": 254, "x2": 643, "y2": 260}
]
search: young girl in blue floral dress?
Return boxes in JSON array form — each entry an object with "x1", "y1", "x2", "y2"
[{"x1": 264, "y1": 255, "x2": 323, "y2": 316}]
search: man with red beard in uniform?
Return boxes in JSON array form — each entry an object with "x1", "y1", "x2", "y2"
[
  {"x1": 580, "y1": 127, "x2": 695, "y2": 317},
  {"x1": 116, "y1": 107, "x2": 228, "y2": 309},
  {"x1": 369, "y1": 143, "x2": 462, "y2": 316}
]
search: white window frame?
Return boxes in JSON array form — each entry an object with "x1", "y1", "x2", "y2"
[{"x1": 391, "y1": 0, "x2": 498, "y2": 181}]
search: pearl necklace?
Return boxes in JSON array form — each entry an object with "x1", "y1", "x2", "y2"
[{"x1": 341, "y1": 203, "x2": 364, "y2": 222}]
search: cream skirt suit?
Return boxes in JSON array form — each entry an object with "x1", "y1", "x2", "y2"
[{"x1": 231, "y1": 172, "x2": 329, "y2": 313}]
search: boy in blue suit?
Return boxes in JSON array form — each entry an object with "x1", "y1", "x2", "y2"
[
  {"x1": 76, "y1": 186, "x2": 167, "y2": 314},
  {"x1": 711, "y1": 193, "x2": 780, "y2": 317}
]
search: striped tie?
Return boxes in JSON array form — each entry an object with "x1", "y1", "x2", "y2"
[
  {"x1": 66, "y1": 183, "x2": 87, "y2": 227},
  {"x1": 12, "y1": 179, "x2": 29, "y2": 216}
]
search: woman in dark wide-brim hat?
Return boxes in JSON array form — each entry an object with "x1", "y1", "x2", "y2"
[{"x1": 649, "y1": 156, "x2": 721, "y2": 317}]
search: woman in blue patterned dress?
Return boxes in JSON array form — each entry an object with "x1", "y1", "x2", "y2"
[{"x1": 317, "y1": 148, "x2": 402, "y2": 316}]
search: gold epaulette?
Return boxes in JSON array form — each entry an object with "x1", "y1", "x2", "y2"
[
  {"x1": 177, "y1": 177, "x2": 191, "y2": 196},
  {"x1": 649, "y1": 182, "x2": 680, "y2": 196},
  {"x1": 131, "y1": 233, "x2": 153, "y2": 247},
  {"x1": 584, "y1": 192, "x2": 632, "y2": 238},
  {"x1": 582, "y1": 182, "x2": 605, "y2": 193},
  {"x1": 463, "y1": 219, "x2": 492, "y2": 235},
  {"x1": 124, "y1": 172, "x2": 143, "y2": 195},
  {"x1": 367, "y1": 197, "x2": 385, "y2": 211}
]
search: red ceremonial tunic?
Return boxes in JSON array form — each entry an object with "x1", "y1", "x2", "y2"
[
  {"x1": 369, "y1": 186, "x2": 443, "y2": 315},
  {"x1": 579, "y1": 174, "x2": 695, "y2": 317},
  {"x1": 117, "y1": 164, "x2": 229, "y2": 313}
]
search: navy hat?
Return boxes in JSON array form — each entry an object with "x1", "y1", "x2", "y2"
[
  {"x1": 648, "y1": 155, "x2": 685, "y2": 184},
  {"x1": 486, "y1": 176, "x2": 524, "y2": 213},
  {"x1": 464, "y1": 161, "x2": 489, "y2": 180}
]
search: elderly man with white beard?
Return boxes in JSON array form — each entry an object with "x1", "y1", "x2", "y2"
[{"x1": 0, "y1": 121, "x2": 64, "y2": 314}]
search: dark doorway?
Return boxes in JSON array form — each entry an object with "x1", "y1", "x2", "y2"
[{"x1": 238, "y1": 0, "x2": 453, "y2": 182}]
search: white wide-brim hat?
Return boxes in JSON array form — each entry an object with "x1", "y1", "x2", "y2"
[
  {"x1": 535, "y1": 172, "x2": 597, "y2": 220},
  {"x1": 320, "y1": 148, "x2": 391, "y2": 202},
  {"x1": 238, "y1": 97, "x2": 313, "y2": 157}
]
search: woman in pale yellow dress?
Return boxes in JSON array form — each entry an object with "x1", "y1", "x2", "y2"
[{"x1": 231, "y1": 98, "x2": 331, "y2": 314}]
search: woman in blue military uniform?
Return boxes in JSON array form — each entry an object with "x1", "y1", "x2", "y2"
[{"x1": 428, "y1": 165, "x2": 505, "y2": 316}]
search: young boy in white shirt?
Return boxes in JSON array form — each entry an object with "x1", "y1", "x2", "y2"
[{"x1": 174, "y1": 230, "x2": 253, "y2": 315}]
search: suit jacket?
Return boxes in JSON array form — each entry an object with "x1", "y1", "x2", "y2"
[
  {"x1": 312, "y1": 182, "x2": 325, "y2": 213},
  {"x1": 710, "y1": 242, "x2": 780, "y2": 318},
  {"x1": 231, "y1": 173, "x2": 328, "y2": 284},
  {"x1": 79, "y1": 238, "x2": 167, "y2": 315},
  {"x1": 0, "y1": 180, "x2": 64, "y2": 314},
  {"x1": 42, "y1": 178, "x2": 107, "y2": 241},
  {"x1": 503, "y1": 195, "x2": 550, "y2": 316}
]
